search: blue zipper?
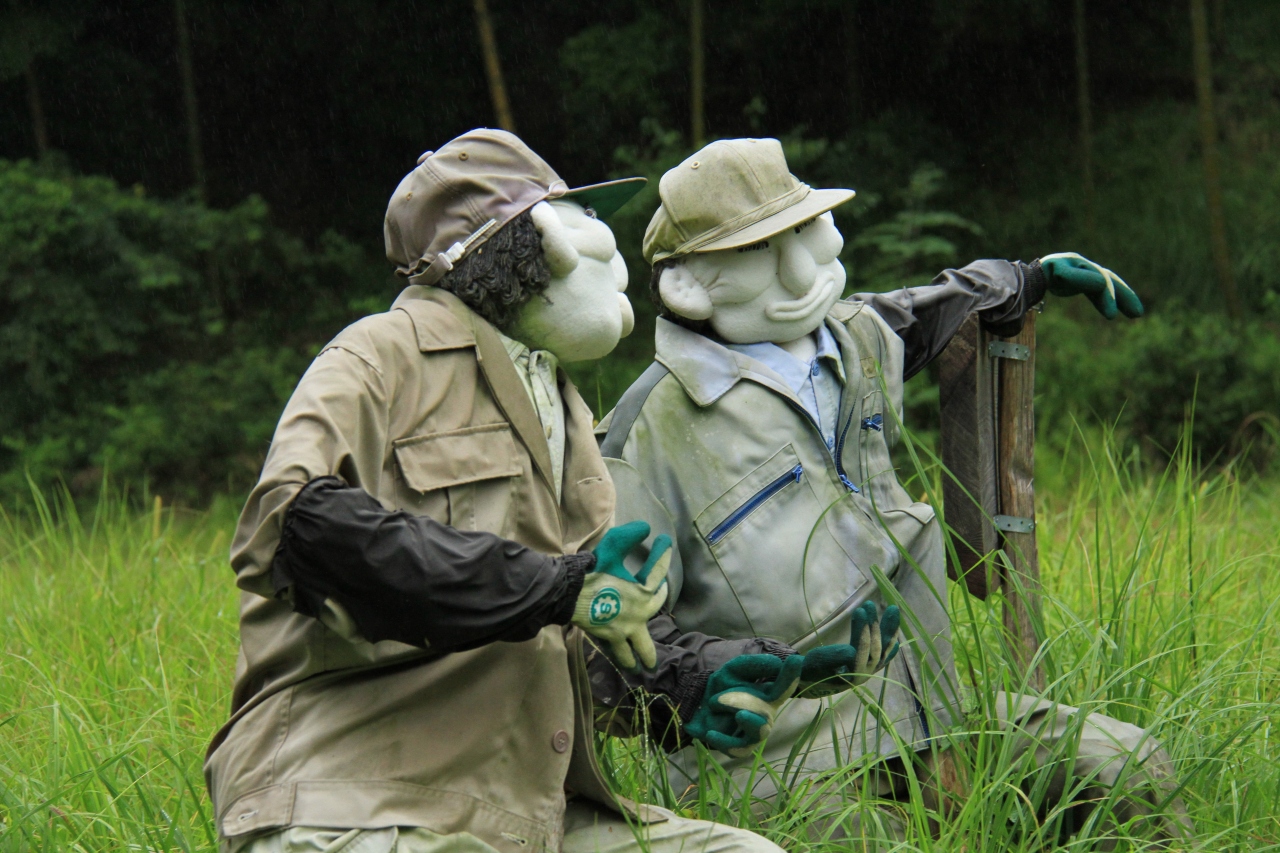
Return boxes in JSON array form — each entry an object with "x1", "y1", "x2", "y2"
[
  {"x1": 832, "y1": 408, "x2": 861, "y2": 494},
  {"x1": 861, "y1": 413, "x2": 883, "y2": 432},
  {"x1": 707, "y1": 464, "x2": 804, "y2": 545}
]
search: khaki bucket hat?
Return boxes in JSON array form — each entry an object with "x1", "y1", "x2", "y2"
[
  {"x1": 642, "y1": 137, "x2": 854, "y2": 264},
  {"x1": 385, "y1": 128, "x2": 645, "y2": 286}
]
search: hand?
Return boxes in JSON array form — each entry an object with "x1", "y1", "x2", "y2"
[
  {"x1": 1040, "y1": 252, "x2": 1144, "y2": 319},
  {"x1": 795, "y1": 601, "x2": 901, "y2": 699},
  {"x1": 684, "y1": 654, "x2": 805, "y2": 758},
  {"x1": 573, "y1": 521, "x2": 671, "y2": 671}
]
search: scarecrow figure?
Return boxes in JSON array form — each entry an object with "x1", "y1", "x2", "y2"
[
  {"x1": 205, "y1": 130, "x2": 864, "y2": 853},
  {"x1": 597, "y1": 137, "x2": 1191, "y2": 841}
]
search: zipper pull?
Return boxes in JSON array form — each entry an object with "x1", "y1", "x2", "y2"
[
  {"x1": 791, "y1": 464, "x2": 804, "y2": 483},
  {"x1": 839, "y1": 473, "x2": 861, "y2": 493},
  {"x1": 861, "y1": 413, "x2": 883, "y2": 432}
]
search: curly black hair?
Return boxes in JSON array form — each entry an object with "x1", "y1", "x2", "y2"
[{"x1": 438, "y1": 210, "x2": 549, "y2": 329}]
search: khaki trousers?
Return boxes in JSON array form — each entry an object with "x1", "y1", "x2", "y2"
[
  {"x1": 795, "y1": 692, "x2": 1193, "y2": 849},
  {"x1": 237, "y1": 799, "x2": 785, "y2": 853}
]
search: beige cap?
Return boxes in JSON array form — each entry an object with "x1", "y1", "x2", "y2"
[
  {"x1": 642, "y1": 137, "x2": 854, "y2": 264},
  {"x1": 385, "y1": 128, "x2": 645, "y2": 286}
]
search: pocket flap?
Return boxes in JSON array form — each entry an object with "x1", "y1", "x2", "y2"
[{"x1": 394, "y1": 423, "x2": 523, "y2": 493}]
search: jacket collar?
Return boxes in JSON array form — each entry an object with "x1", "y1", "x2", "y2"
[
  {"x1": 393, "y1": 285, "x2": 557, "y2": 492},
  {"x1": 654, "y1": 316, "x2": 831, "y2": 408}
]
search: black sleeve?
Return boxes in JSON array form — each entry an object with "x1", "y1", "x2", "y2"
[
  {"x1": 585, "y1": 612, "x2": 795, "y2": 750},
  {"x1": 271, "y1": 476, "x2": 590, "y2": 651},
  {"x1": 854, "y1": 259, "x2": 1049, "y2": 380}
]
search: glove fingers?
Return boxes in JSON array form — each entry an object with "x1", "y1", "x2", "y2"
[
  {"x1": 766, "y1": 653, "x2": 805, "y2": 702},
  {"x1": 848, "y1": 601, "x2": 871, "y2": 646},
  {"x1": 882, "y1": 640, "x2": 901, "y2": 668},
  {"x1": 595, "y1": 521, "x2": 651, "y2": 568},
  {"x1": 880, "y1": 604, "x2": 901, "y2": 642},
  {"x1": 1115, "y1": 281, "x2": 1145, "y2": 318},
  {"x1": 636, "y1": 534, "x2": 672, "y2": 586},
  {"x1": 715, "y1": 690, "x2": 773, "y2": 718},
  {"x1": 609, "y1": 636, "x2": 638, "y2": 671},
  {"x1": 866, "y1": 620, "x2": 882, "y2": 670}
]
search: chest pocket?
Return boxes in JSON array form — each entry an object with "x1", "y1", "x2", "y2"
[
  {"x1": 393, "y1": 423, "x2": 523, "y2": 535},
  {"x1": 692, "y1": 445, "x2": 865, "y2": 643}
]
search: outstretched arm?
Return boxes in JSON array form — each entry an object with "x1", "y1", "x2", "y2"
[{"x1": 852, "y1": 259, "x2": 1049, "y2": 380}]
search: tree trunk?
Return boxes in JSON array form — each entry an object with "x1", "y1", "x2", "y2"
[
  {"x1": 843, "y1": 1, "x2": 859, "y2": 126},
  {"x1": 690, "y1": 0, "x2": 705, "y2": 148},
  {"x1": 472, "y1": 0, "x2": 516, "y2": 132},
  {"x1": 1074, "y1": 0, "x2": 1096, "y2": 242},
  {"x1": 1190, "y1": 0, "x2": 1239, "y2": 318},
  {"x1": 24, "y1": 60, "x2": 49, "y2": 157},
  {"x1": 175, "y1": 0, "x2": 207, "y2": 201}
]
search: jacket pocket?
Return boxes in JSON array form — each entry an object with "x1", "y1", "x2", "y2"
[
  {"x1": 692, "y1": 445, "x2": 867, "y2": 643},
  {"x1": 393, "y1": 423, "x2": 523, "y2": 533}
]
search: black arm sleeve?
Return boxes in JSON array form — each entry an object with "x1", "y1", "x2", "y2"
[
  {"x1": 855, "y1": 259, "x2": 1049, "y2": 380},
  {"x1": 271, "y1": 476, "x2": 590, "y2": 651},
  {"x1": 585, "y1": 612, "x2": 795, "y2": 750}
]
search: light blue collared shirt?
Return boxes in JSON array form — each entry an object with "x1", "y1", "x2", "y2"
[{"x1": 726, "y1": 324, "x2": 847, "y2": 450}]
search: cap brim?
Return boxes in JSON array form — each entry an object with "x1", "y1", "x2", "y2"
[
  {"x1": 563, "y1": 177, "x2": 648, "y2": 220},
  {"x1": 694, "y1": 187, "x2": 855, "y2": 253}
]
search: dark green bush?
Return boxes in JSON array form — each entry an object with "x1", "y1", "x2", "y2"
[{"x1": 0, "y1": 159, "x2": 390, "y2": 502}]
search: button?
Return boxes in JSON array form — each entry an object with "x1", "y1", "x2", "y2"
[
  {"x1": 811, "y1": 363, "x2": 820, "y2": 377},
  {"x1": 552, "y1": 730, "x2": 571, "y2": 753}
]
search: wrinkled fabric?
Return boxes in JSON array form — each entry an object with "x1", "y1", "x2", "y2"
[{"x1": 271, "y1": 476, "x2": 589, "y2": 650}]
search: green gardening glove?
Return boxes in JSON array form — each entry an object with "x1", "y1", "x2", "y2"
[
  {"x1": 1040, "y1": 252, "x2": 1144, "y2": 320},
  {"x1": 685, "y1": 653, "x2": 806, "y2": 757},
  {"x1": 573, "y1": 521, "x2": 670, "y2": 671},
  {"x1": 795, "y1": 601, "x2": 901, "y2": 699}
]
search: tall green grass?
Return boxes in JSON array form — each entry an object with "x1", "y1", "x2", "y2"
[{"x1": 1, "y1": 432, "x2": 1277, "y2": 851}]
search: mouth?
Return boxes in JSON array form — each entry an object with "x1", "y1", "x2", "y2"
[{"x1": 764, "y1": 276, "x2": 837, "y2": 323}]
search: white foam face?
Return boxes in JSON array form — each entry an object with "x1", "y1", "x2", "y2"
[
  {"x1": 665, "y1": 212, "x2": 845, "y2": 345},
  {"x1": 508, "y1": 200, "x2": 634, "y2": 363}
]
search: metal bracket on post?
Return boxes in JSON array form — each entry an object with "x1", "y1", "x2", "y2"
[
  {"x1": 988, "y1": 341, "x2": 1030, "y2": 361},
  {"x1": 994, "y1": 515, "x2": 1035, "y2": 534}
]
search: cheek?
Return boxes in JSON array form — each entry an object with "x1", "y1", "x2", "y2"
[{"x1": 807, "y1": 220, "x2": 844, "y2": 265}]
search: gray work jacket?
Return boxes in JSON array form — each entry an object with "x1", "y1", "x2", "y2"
[{"x1": 599, "y1": 260, "x2": 1044, "y2": 787}]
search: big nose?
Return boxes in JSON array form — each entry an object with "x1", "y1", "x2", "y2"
[{"x1": 776, "y1": 232, "x2": 818, "y2": 296}]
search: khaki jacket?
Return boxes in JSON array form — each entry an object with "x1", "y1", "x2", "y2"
[
  {"x1": 206, "y1": 286, "x2": 656, "y2": 852},
  {"x1": 602, "y1": 302, "x2": 961, "y2": 785}
]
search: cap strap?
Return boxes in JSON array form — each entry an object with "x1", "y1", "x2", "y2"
[{"x1": 408, "y1": 218, "x2": 498, "y2": 285}]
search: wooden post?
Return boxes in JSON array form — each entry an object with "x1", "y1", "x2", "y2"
[
  {"x1": 938, "y1": 311, "x2": 1044, "y2": 687},
  {"x1": 995, "y1": 313, "x2": 1044, "y2": 691},
  {"x1": 938, "y1": 314, "x2": 999, "y2": 598}
]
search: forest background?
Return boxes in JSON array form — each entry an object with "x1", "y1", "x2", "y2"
[
  {"x1": 3, "y1": 2, "x2": 1280, "y2": 850},
  {"x1": 3, "y1": 0, "x2": 1280, "y2": 502}
]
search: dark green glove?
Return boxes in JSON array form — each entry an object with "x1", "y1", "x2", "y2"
[
  {"x1": 684, "y1": 653, "x2": 806, "y2": 757},
  {"x1": 1040, "y1": 252, "x2": 1144, "y2": 319},
  {"x1": 795, "y1": 601, "x2": 901, "y2": 699},
  {"x1": 573, "y1": 521, "x2": 670, "y2": 671}
]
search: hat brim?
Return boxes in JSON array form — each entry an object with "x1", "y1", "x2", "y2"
[
  {"x1": 563, "y1": 177, "x2": 647, "y2": 220},
  {"x1": 692, "y1": 187, "x2": 855, "y2": 254}
]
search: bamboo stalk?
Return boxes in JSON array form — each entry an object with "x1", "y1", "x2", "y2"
[
  {"x1": 473, "y1": 0, "x2": 517, "y2": 133},
  {"x1": 24, "y1": 60, "x2": 49, "y2": 156},
  {"x1": 175, "y1": 0, "x2": 207, "y2": 201},
  {"x1": 690, "y1": 0, "x2": 705, "y2": 147},
  {"x1": 1074, "y1": 0, "x2": 1096, "y2": 242},
  {"x1": 1190, "y1": 0, "x2": 1239, "y2": 318}
]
